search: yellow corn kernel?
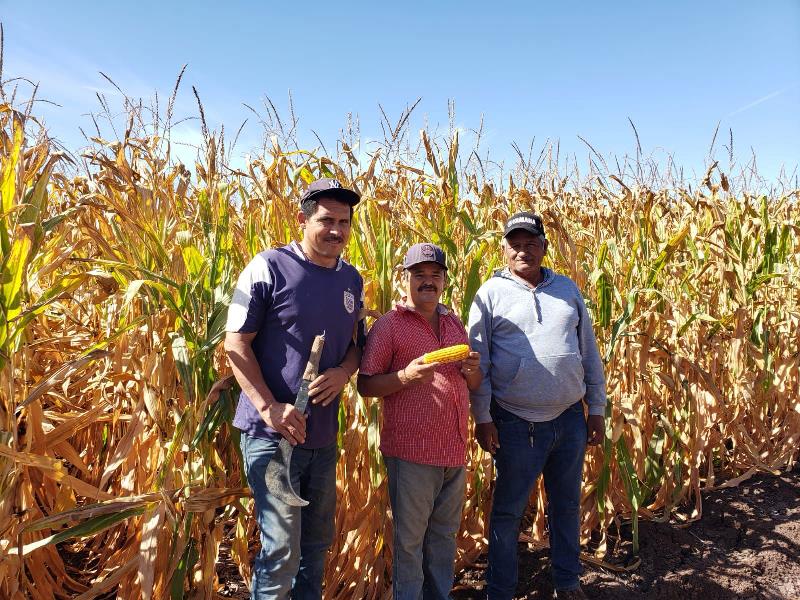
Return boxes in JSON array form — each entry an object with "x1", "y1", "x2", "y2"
[{"x1": 422, "y1": 344, "x2": 470, "y2": 364}]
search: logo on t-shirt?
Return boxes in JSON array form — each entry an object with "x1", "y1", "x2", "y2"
[{"x1": 343, "y1": 290, "x2": 355, "y2": 314}]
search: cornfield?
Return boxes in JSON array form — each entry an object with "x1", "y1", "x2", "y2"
[{"x1": 0, "y1": 82, "x2": 798, "y2": 600}]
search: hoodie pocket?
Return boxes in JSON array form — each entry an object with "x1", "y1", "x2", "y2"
[{"x1": 501, "y1": 353, "x2": 586, "y2": 411}]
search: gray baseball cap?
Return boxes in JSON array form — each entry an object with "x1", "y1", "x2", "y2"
[{"x1": 402, "y1": 243, "x2": 448, "y2": 270}]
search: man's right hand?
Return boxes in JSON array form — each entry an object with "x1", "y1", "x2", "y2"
[
  {"x1": 475, "y1": 421, "x2": 499, "y2": 454},
  {"x1": 260, "y1": 402, "x2": 307, "y2": 446},
  {"x1": 400, "y1": 357, "x2": 439, "y2": 386}
]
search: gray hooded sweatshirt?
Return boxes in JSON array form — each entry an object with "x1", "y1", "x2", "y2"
[{"x1": 467, "y1": 266, "x2": 607, "y2": 424}]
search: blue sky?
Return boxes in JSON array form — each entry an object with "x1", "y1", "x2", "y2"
[{"x1": 2, "y1": 1, "x2": 798, "y2": 184}]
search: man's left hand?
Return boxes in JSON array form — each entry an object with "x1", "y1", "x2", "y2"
[
  {"x1": 309, "y1": 367, "x2": 351, "y2": 406},
  {"x1": 587, "y1": 414, "x2": 605, "y2": 446},
  {"x1": 460, "y1": 351, "x2": 480, "y2": 377}
]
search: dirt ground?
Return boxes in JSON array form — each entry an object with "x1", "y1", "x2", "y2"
[
  {"x1": 217, "y1": 465, "x2": 799, "y2": 599},
  {"x1": 453, "y1": 466, "x2": 800, "y2": 600}
]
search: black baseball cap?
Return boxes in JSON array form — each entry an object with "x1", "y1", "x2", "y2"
[
  {"x1": 402, "y1": 243, "x2": 448, "y2": 270},
  {"x1": 503, "y1": 211, "x2": 545, "y2": 238},
  {"x1": 299, "y1": 178, "x2": 361, "y2": 206}
]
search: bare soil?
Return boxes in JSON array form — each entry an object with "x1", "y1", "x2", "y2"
[
  {"x1": 217, "y1": 533, "x2": 250, "y2": 599},
  {"x1": 452, "y1": 465, "x2": 800, "y2": 600},
  {"x1": 213, "y1": 466, "x2": 800, "y2": 599}
]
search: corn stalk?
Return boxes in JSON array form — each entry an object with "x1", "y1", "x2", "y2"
[{"x1": 0, "y1": 96, "x2": 797, "y2": 599}]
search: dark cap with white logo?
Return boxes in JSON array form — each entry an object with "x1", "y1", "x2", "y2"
[
  {"x1": 299, "y1": 178, "x2": 361, "y2": 206},
  {"x1": 402, "y1": 243, "x2": 448, "y2": 270},
  {"x1": 503, "y1": 211, "x2": 545, "y2": 238}
]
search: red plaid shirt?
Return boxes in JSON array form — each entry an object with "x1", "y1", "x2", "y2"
[{"x1": 359, "y1": 302, "x2": 470, "y2": 467}]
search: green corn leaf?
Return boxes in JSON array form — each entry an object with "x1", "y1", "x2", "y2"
[{"x1": 18, "y1": 507, "x2": 145, "y2": 556}]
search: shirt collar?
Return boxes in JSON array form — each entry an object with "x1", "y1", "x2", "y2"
[{"x1": 290, "y1": 240, "x2": 343, "y2": 271}]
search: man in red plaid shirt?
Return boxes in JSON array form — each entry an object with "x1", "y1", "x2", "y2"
[{"x1": 358, "y1": 243, "x2": 482, "y2": 600}]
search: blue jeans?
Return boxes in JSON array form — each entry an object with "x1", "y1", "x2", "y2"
[
  {"x1": 385, "y1": 456, "x2": 466, "y2": 600},
  {"x1": 240, "y1": 433, "x2": 338, "y2": 600},
  {"x1": 487, "y1": 401, "x2": 587, "y2": 598}
]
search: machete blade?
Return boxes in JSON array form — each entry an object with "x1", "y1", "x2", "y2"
[
  {"x1": 264, "y1": 437, "x2": 309, "y2": 507},
  {"x1": 263, "y1": 334, "x2": 325, "y2": 506}
]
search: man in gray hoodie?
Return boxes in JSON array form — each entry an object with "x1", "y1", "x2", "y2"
[{"x1": 467, "y1": 212, "x2": 606, "y2": 600}]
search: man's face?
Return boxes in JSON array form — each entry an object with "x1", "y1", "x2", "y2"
[
  {"x1": 405, "y1": 262, "x2": 446, "y2": 307},
  {"x1": 503, "y1": 229, "x2": 548, "y2": 280},
  {"x1": 298, "y1": 198, "x2": 352, "y2": 260}
]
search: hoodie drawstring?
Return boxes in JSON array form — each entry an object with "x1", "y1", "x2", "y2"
[{"x1": 532, "y1": 289, "x2": 542, "y2": 323}]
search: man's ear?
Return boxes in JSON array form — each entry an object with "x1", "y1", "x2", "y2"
[{"x1": 297, "y1": 210, "x2": 306, "y2": 228}]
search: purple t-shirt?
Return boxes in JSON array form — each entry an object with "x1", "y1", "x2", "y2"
[{"x1": 226, "y1": 242, "x2": 364, "y2": 448}]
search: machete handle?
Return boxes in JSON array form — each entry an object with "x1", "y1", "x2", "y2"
[{"x1": 302, "y1": 333, "x2": 326, "y2": 382}]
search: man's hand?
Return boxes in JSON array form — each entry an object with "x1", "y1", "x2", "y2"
[
  {"x1": 309, "y1": 367, "x2": 351, "y2": 406},
  {"x1": 587, "y1": 414, "x2": 605, "y2": 446},
  {"x1": 401, "y1": 356, "x2": 439, "y2": 386},
  {"x1": 459, "y1": 351, "x2": 480, "y2": 377},
  {"x1": 475, "y1": 421, "x2": 499, "y2": 454},
  {"x1": 260, "y1": 402, "x2": 307, "y2": 446}
]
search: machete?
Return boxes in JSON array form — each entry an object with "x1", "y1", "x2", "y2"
[{"x1": 264, "y1": 333, "x2": 326, "y2": 506}]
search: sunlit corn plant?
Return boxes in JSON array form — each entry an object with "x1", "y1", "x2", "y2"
[{"x1": 0, "y1": 77, "x2": 797, "y2": 600}]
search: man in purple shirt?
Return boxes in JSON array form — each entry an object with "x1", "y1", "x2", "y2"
[{"x1": 225, "y1": 178, "x2": 364, "y2": 600}]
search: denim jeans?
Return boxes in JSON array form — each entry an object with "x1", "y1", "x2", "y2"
[
  {"x1": 240, "y1": 433, "x2": 338, "y2": 600},
  {"x1": 487, "y1": 401, "x2": 587, "y2": 598},
  {"x1": 385, "y1": 456, "x2": 466, "y2": 600}
]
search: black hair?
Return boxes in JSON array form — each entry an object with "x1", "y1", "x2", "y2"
[{"x1": 300, "y1": 197, "x2": 354, "y2": 219}]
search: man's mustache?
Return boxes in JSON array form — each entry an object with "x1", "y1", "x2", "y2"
[
  {"x1": 418, "y1": 285, "x2": 437, "y2": 291},
  {"x1": 325, "y1": 236, "x2": 343, "y2": 243}
]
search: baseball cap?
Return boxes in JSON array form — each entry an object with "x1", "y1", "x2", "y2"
[
  {"x1": 402, "y1": 243, "x2": 448, "y2": 270},
  {"x1": 299, "y1": 178, "x2": 361, "y2": 206},
  {"x1": 503, "y1": 211, "x2": 545, "y2": 238}
]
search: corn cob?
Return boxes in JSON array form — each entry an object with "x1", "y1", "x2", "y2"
[{"x1": 422, "y1": 344, "x2": 470, "y2": 364}]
